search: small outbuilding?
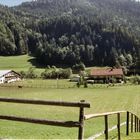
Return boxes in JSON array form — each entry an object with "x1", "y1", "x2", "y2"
[
  {"x1": 89, "y1": 68, "x2": 124, "y2": 83},
  {"x1": 0, "y1": 70, "x2": 21, "y2": 84}
]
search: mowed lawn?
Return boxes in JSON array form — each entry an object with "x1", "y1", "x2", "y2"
[{"x1": 0, "y1": 84, "x2": 140, "y2": 139}]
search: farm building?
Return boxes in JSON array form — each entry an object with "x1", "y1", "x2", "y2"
[
  {"x1": 89, "y1": 68, "x2": 124, "y2": 83},
  {"x1": 0, "y1": 70, "x2": 21, "y2": 84}
]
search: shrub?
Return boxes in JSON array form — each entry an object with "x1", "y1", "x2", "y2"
[
  {"x1": 76, "y1": 75, "x2": 88, "y2": 88},
  {"x1": 26, "y1": 67, "x2": 37, "y2": 79},
  {"x1": 72, "y1": 62, "x2": 85, "y2": 73},
  {"x1": 59, "y1": 68, "x2": 72, "y2": 79},
  {"x1": 19, "y1": 71, "x2": 26, "y2": 79},
  {"x1": 41, "y1": 69, "x2": 52, "y2": 79},
  {"x1": 130, "y1": 76, "x2": 140, "y2": 84},
  {"x1": 84, "y1": 81, "x2": 88, "y2": 88},
  {"x1": 77, "y1": 82, "x2": 80, "y2": 88},
  {"x1": 41, "y1": 67, "x2": 72, "y2": 79},
  {"x1": 20, "y1": 67, "x2": 37, "y2": 79}
]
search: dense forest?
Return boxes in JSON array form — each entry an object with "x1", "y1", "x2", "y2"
[{"x1": 0, "y1": 0, "x2": 140, "y2": 73}]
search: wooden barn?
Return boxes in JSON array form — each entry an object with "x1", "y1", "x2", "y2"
[
  {"x1": 0, "y1": 70, "x2": 21, "y2": 84},
  {"x1": 89, "y1": 68, "x2": 124, "y2": 83}
]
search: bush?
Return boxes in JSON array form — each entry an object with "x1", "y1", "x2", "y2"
[
  {"x1": 77, "y1": 82, "x2": 80, "y2": 88},
  {"x1": 84, "y1": 81, "x2": 88, "y2": 88},
  {"x1": 41, "y1": 69, "x2": 52, "y2": 79},
  {"x1": 59, "y1": 68, "x2": 72, "y2": 79},
  {"x1": 19, "y1": 71, "x2": 26, "y2": 79},
  {"x1": 20, "y1": 67, "x2": 37, "y2": 79},
  {"x1": 130, "y1": 76, "x2": 140, "y2": 84},
  {"x1": 72, "y1": 62, "x2": 85, "y2": 73},
  {"x1": 76, "y1": 75, "x2": 88, "y2": 88},
  {"x1": 41, "y1": 67, "x2": 72, "y2": 79},
  {"x1": 26, "y1": 67, "x2": 37, "y2": 79}
]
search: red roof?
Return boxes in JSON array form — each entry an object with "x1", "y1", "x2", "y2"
[{"x1": 90, "y1": 68, "x2": 123, "y2": 76}]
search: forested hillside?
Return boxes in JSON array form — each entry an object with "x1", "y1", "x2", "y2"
[
  {"x1": 0, "y1": 0, "x2": 140, "y2": 71},
  {"x1": 0, "y1": 5, "x2": 30, "y2": 55}
]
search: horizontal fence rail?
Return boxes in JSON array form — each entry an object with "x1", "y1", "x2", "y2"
[
  {"x1": 0, "y1": 97, "x2": 90, "y2": 140},
  {"x1": 0, "y1": 98, "x2": 90, "y2": 108},
  {"x1": 84, "y1": 111, "x2": 126, "y2": 120},
  {"x1": 0, "y1": 115, "x2": 80, "y2": 127},
  {"x1": 84, "y1": 111, "x2": 140, "y2": 140}
]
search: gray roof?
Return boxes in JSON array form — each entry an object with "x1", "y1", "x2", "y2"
[{"x1": 0, "y1": 70, "x2": 11, "y2": 77}]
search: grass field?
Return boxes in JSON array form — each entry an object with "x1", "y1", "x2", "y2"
[
  {"x1": 0, "y1": 55, "x2": 44, "y2": 74},
  {"x1": 0, "y1": 55, "x2": 140, "y2": 139},
  {"x1": 0, "y1": 81, "x2": 140, "y2": 139}
]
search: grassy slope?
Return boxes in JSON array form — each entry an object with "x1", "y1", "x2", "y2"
[
  {"x1": 0, "y1": 84, "x2": 140, "y2": 139},
  {"x1": 0, "y1": 55, "x2": 44, "y2": 73}
]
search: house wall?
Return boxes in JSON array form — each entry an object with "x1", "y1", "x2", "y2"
[
  {"x1": 0, "y1": 77, "x2": 5, "y2": 84},
  {"x1": 7, "y1": 77, "x2": 21, "y2": 83},
  {"x1": 88, "y1": 75, "x2": 124, "y2": 83}
]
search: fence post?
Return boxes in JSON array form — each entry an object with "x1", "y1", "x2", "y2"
[
  {"x1": 78, "y1": 100, "x2": 85, "y2": 140},
  {"x1": 126, "y1": 111, "x2": 129, "y2": 136},
  {"x1": 137, "y1": 117, "x2": 139, "y2": 132},
  {"x1": 131, "y1": 114, "x2": 133, "y2": 133},
  {"x1": 117, "y1": 113, "x2": 121, "y2": 140},
  {"x1": 104, "y1": 115, "x2": 108, "y2": 140},
  {"x1": 138, "y1": 118, "x2": 139, "y2": 132},
  {"x1": 139, "y1": 120, "x2": 140, "y2": 132},
  {"x1": 135, "y1": 115, "x2": 137, "y2": 132}
]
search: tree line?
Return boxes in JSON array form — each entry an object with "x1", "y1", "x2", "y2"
[{"x1": 0, "y1": 0, "x2": 140, "y2": 73}]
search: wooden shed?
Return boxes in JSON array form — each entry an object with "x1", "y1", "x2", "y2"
[{"x1": 0, "y1": 70, "x2": 21, "y2": 84}]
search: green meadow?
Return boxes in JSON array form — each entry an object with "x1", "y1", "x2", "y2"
[
  {"x1": 0, "y1": 55, "x2": 44, "y2": 74},
  {"x1": 0, "y1": 83, "x2": 140, "y2": 139},
  {"x1": 0, "y1": 55, "x2": 140, "y2": 139}
]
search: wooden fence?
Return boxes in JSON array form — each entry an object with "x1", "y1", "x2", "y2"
[
  {"x1": 0, "y1": 98, "x2": 139, "y2": 139},
  {"x1": 0, "y1": 98, "x2": 90, "y2": 140},
  {"x1": 84, "y1": 111, "x2": 140, "y2": 140},
  {"x1": 0, "y1": 82, "x2": 76, "y2": 89}
]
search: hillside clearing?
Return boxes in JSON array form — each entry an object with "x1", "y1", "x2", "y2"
[{"x1": 0, "y1": 55, "x2": 44, "y2": 74}]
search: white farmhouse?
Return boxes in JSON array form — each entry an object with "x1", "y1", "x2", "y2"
[{"x1": 0, "y1": 70, "x2": 21, "y2": 84}]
